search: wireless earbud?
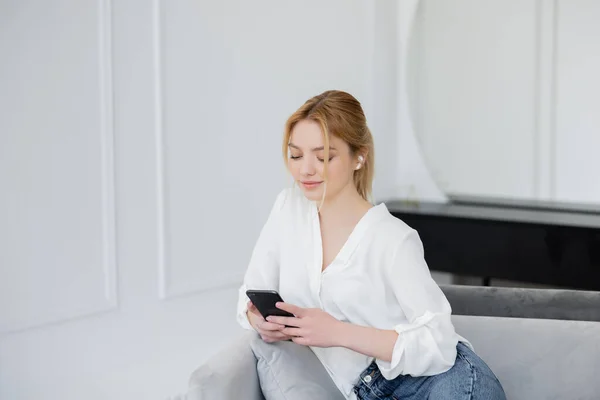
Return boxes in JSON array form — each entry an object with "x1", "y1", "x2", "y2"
[{"x1": 356, "y1": 155, "x2": 364, "y2": 170}]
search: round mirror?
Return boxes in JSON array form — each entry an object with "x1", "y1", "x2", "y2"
[{"x1": 406, "y1": 0, "x2": 600, "y2": 206}]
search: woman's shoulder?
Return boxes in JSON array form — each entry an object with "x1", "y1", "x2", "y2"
[
  {"x1": 374, "y1": 204, "x2": 420, "y2": 245},
  {"x1": 365, "y1": 206, "x2": 427, "y2": 269}
]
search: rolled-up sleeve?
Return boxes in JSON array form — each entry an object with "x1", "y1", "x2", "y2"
[
  {"x1": 376, "y1": 230, "x2": 458, "y2": 379},
  {"x1": 236, "y1": 189, "x2": 287, "y2": 330}
]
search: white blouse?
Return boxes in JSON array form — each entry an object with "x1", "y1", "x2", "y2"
[{"x1": 236, "y1": 188, "x2": 469, "y2": 399}]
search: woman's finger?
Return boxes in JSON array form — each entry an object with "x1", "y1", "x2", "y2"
[
  {"x1": 248, "y1": 304, "x2": 263, "y2": 320},
  {"x1": 257, "y1": 320, "x2": 285, "y2": 331},
  {"x1": 281, "y1": 327, "x2": 302, "y2": 337},
  {"x1": 257, "y1": 324, "x2": 289, "y2": 337},
  {"x1": 258, "y1": 329, "x2": 288, "y2": 339},
  {"x1": 261, "y1": 335, "x2": 287, "y2": 343},
  {"x1": 261, "y1": 334, "x2": 290, "y2": 343}
]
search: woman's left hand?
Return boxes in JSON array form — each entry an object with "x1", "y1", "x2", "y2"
[{"x1": 266, "y1": 302, "x2": 346, "y2": 348}]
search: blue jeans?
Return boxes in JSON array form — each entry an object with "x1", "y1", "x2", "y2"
[{"x1": 352, "y1": 342, "x2": 506, "y2": 400}]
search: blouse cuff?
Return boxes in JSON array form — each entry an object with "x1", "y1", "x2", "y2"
[
  {"x1": 236, "y1": 285, "x2": 254, "y2": 331},
  {"x1": 376, "y1": 312, "x2": 457, "y2": 380}
]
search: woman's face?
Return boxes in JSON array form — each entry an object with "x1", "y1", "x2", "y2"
[{"x1": 288, "y1": 119, "x2": 359, "y2": 203}]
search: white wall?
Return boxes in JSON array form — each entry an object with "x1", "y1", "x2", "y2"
[
  {"x1": 405, "y1": 0, "x2": 600, "y2": 204},
  {"x1": 0, "y1": 1, "x2": 398, "y2": 399}
]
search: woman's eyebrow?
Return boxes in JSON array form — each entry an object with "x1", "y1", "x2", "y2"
[{"x1": 288, "y1": 142, "x2": 337, "y2": 151}]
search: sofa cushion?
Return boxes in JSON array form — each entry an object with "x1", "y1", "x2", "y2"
[
  {"x1": 187, "y1": 331, "x2": 264, "y2": 400},
  {"x1": 452, "y1": 315, "x2": 600, "y2": 400},
  {"x1": 249, "y1": 334, "x2": 345, "y2": 400}
]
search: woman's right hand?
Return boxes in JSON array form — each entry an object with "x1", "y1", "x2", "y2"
[{"x1": 247, "y1": 301, "x2": 292, "y2": 343}]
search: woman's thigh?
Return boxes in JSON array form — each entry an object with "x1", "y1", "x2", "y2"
[
  {"x1": 353, "y1": 343, "x2": 506, "y2": 400},
  {"x1": 425, "y1": 343, "x2": 506, "y2": 400}
]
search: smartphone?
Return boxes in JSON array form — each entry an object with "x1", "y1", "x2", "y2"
[{"x1": 246, "y1": 289, "x2": 295, "y2": 319}]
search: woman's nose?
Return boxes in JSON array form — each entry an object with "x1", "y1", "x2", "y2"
[{"x1": 300, "y1": 158, "x2": 316, "y2": 176}]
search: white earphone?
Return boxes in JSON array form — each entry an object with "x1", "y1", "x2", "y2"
[{"x1": 356, "y1": 155, "x2": 364, "y2": 170}]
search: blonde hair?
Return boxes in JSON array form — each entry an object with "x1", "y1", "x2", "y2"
[{"x1": 282, "y1": 90, "x2": 375, "y2": 203}]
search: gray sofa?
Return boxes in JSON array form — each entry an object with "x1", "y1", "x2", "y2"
[{"x1": 186, "y1": 285, "x2": 600, "y2": 400}]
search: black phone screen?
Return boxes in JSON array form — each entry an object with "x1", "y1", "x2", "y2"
[{"x1": 246, "y1": 289, "x2": 295, "y2": 319}]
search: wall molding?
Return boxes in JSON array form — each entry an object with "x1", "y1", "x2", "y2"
[
  {"x1": 533, "y1": 0, "x2": 558, "y2": 200},
  {"x1": 153, "y1": 0, "x2": 240, "y2": 300},
  {"x1": 1, "y1": 0, "x2": 118, "y2": 336},
  {"x1": 364, "y1": 0, "x2": 376, "y2": 132},
  {"x1": 153, "y1": 0, "x2": 168, "y2": 300},
  {"x1": 98, "y1": 0, "x2": 118, "y2": 310}
]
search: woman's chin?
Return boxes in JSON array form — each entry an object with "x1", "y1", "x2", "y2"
[{"x1": 299, "y1": 186, "x2": 324, "y2": 201}]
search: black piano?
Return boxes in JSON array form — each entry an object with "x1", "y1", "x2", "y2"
[{"x1": 386, "y1": 195, "x2": 600, "y2": 291}]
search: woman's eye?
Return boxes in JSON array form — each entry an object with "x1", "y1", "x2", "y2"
[
  {"x1": 317, "y1": 156, "x2": 334, "y2": 162},
  {"x1": 290, "y1": 155, "x2": 302, "y2": 160}
]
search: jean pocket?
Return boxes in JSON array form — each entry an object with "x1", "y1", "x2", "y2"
[{"x1": 372, "y1": 374, "x2": 404, "y2": 398}]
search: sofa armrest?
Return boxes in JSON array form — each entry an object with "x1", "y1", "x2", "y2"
[{"x1": 187, "y1": 330, "x2": 263, "y2": 400}]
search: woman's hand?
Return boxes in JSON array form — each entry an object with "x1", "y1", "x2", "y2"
[
  {"x1": 266, "y1": 302, "x2": 346, "y2": 348},
  {"x1": 247, "y1": 301, "x2": 293, "y2": 343}
]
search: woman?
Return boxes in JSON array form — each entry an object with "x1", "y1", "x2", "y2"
[{"x1": 236, "y1": 90, "x2": 506, "y2": 399}]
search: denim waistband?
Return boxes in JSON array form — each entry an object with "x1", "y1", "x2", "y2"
[
  {"x1": 354, "y1": 342, "x2": 471, "y2": 393},
  {"x1": 358, "y1": 360, "x2": 381, "y2": 386}
]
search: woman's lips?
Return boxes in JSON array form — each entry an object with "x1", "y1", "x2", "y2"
[{"x1": 301, "y1": 181, "x2": 323, "y2": 189}]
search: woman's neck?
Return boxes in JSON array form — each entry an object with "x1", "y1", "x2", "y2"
[{"x1": 318, "y1": 184, "x2": 372, "y2": 222}]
